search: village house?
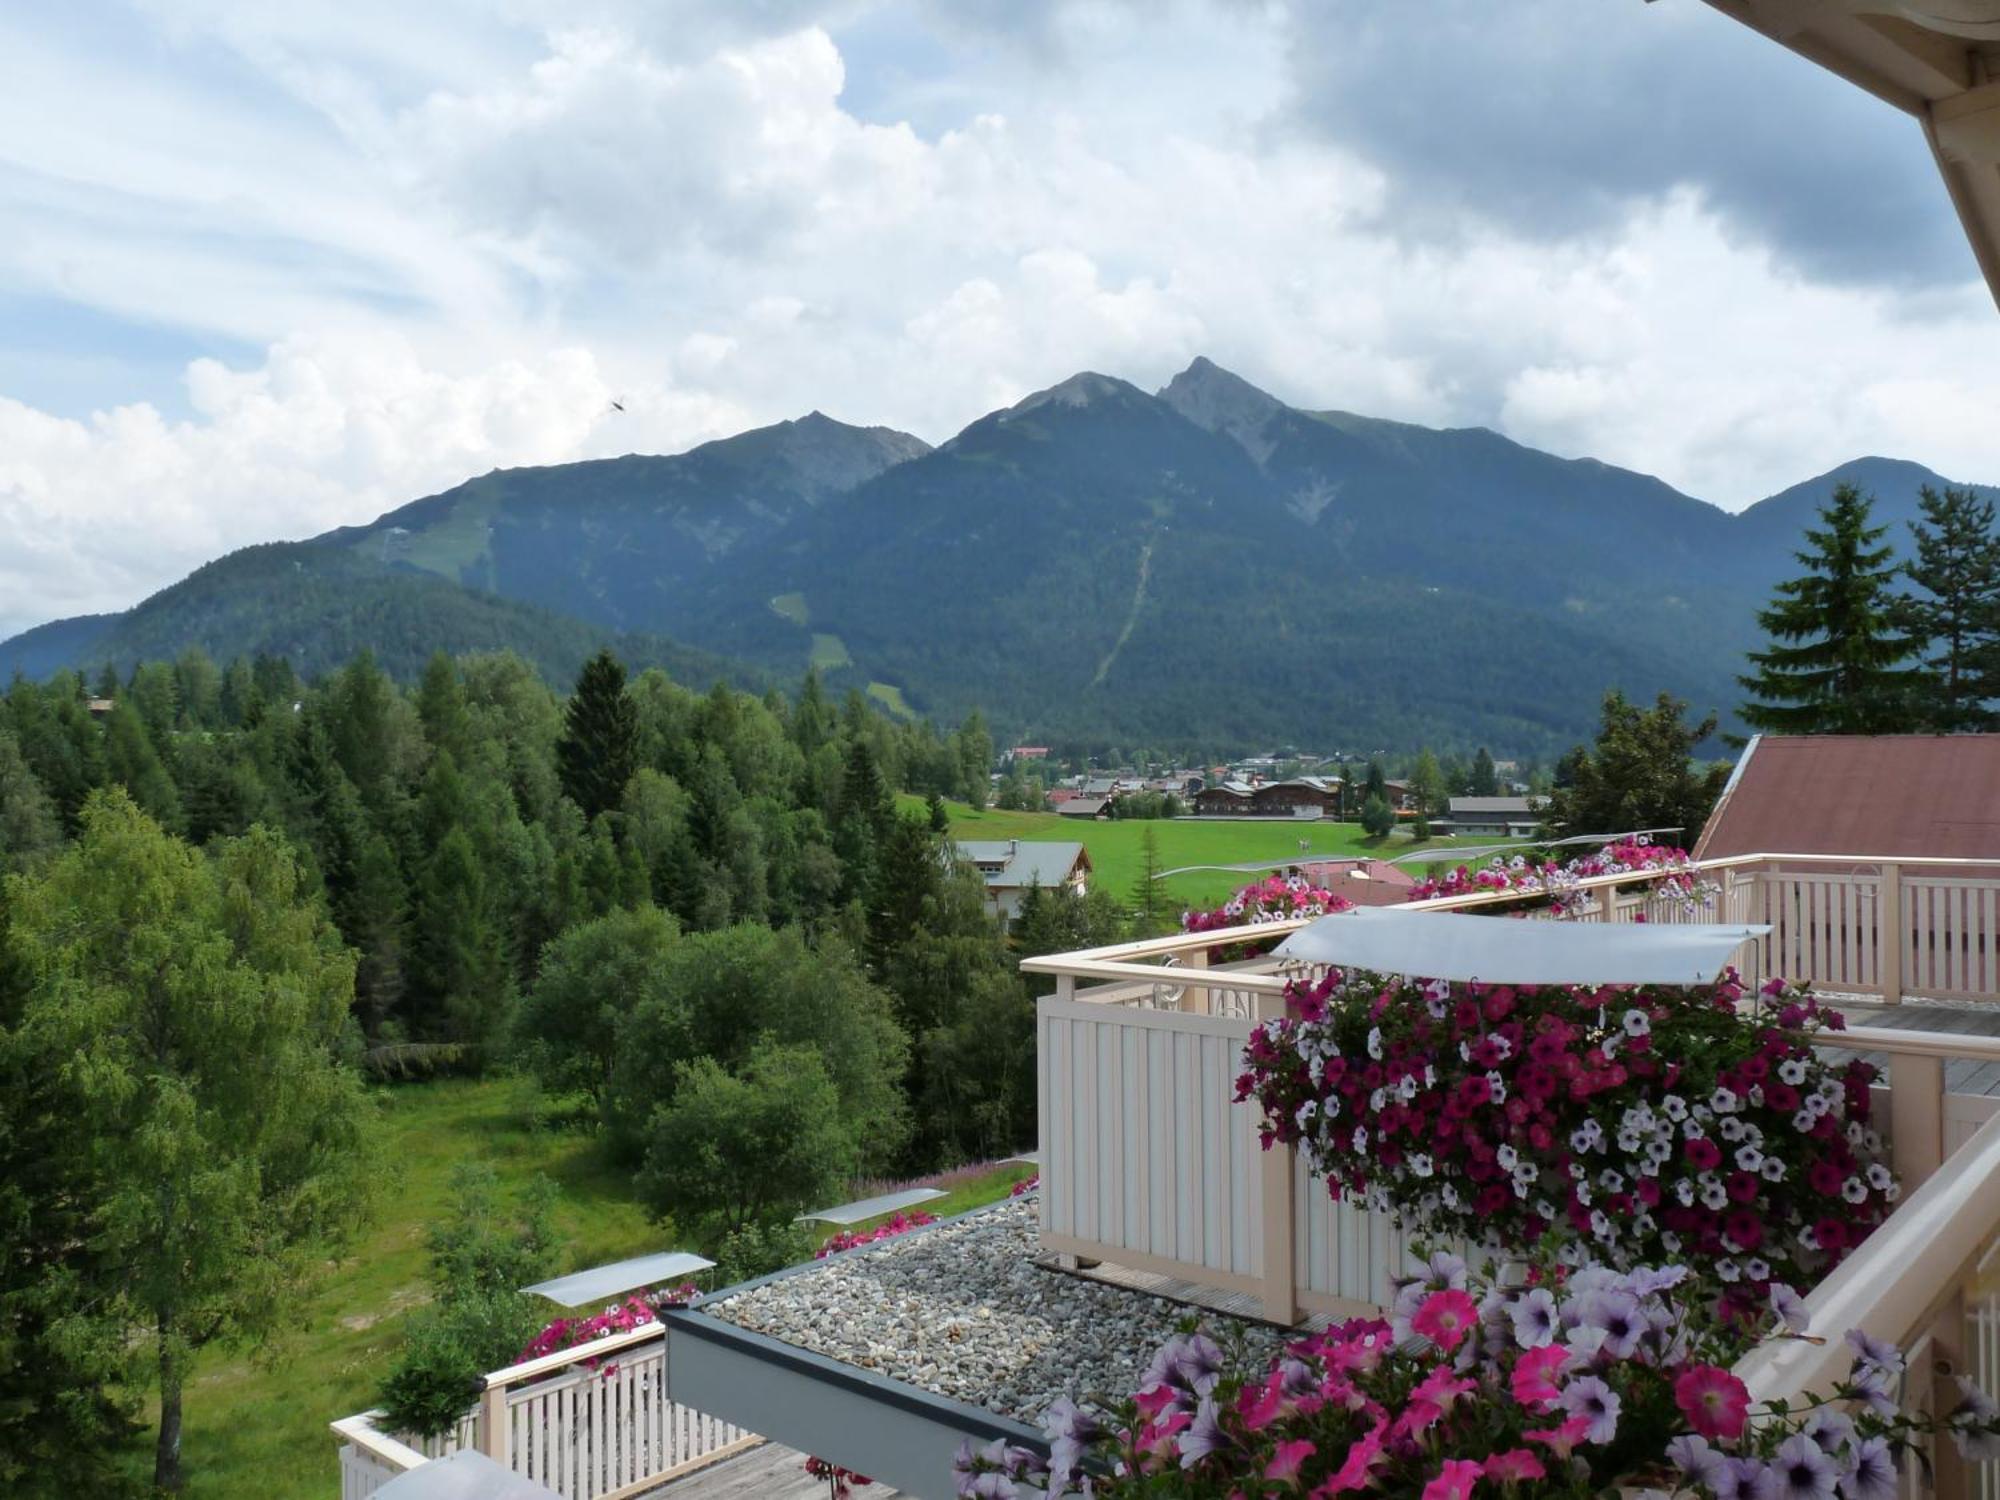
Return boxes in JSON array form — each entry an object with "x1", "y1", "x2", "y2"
[
  {"x1": 1438, "y1": 795, "x2": 1542, "y2": 838},
  {"x1": 953, "y1": 838, "x2": 1091, "y2": 920}
]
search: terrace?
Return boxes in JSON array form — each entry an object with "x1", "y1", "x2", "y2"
[{"x1": 335, "y1": 849, "x2": 2000, "y2": 1499}]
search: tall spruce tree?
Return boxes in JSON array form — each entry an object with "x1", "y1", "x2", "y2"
[
  {"x1": 1740, "y1": 484, "x2": 1922, "y2": 734},
  {"x1": 1901, "y1": 484, "x2": 2000, "y2": 731},
  {"x1": 556, "y1": 650, "x2": 638, "y2": 821},
  {"x1": 1469, "y1": 747, "x2": 1499, "y2": 796}
]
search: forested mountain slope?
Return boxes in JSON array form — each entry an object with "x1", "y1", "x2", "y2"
[{"x1": 8, "y1": 360, "x2": 1990, "y2": 755}]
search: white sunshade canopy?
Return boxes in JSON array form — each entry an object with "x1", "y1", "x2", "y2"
[
  {"x1": 1272, "y1": 906, "x2": 1770, "y2": 987},
  {"x1": 796, "y1": 1187, "x2": 947, "y2": 1226},
  {"x1": 522, "y1": 1251, "x2": 714, "y2": 1307},
  {"x1": 376, "y1": 1451, "x2": 560, "y2": 1500}
]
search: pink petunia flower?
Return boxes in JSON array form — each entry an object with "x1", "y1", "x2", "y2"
[
  {"x1": 1482, "y1": 1449, "x2": 1547, "y2": 1484},
  {"x1": 1310, "y1": 1421, "x2": 1387, "y2": 1497},
  {"x1": 1411, "y1": 1289, "x2": 1480, "y2": 1352},
  {"x1": 1266, "y1": 1439, "x2": 1317, "y2": 1484},
  {"x1": 1420, "y1": 1457, "x2": 1484, "y2": 1500},
  {"x1": 1510, "y1": 1345, "x2": 1571, "y2": 1410},
  {"x1": 1674, "y1": 1364, "x2": 1752, "y2": 1441}
]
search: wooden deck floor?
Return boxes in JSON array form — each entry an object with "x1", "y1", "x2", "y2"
[
  {"x1": 645, "y1": 1441, "x2": 905, "y2": 1498},
  {"x1": 1825, "y1": 998, "x2": 2000, "y2": 1095}
]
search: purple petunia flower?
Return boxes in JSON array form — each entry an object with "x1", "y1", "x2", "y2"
[
  {"x1": 1511, "y1": 1287, "x2": 1559, "y2": 1348},
  {"x1": 1843, "y1": 1436, "x2": 1898, "y2": 1500},
  {"x1": 1712, "y1": 1457, "x2": 1778, "y2": 1500},
  {"x1": 1666, "y1": 1434, "x2": 1727, "y2": 1489},
  {"x1": 1769, "y1": 1283, "x2": 1810, "y2": 1334},
  {"x1": 1770, "y1": 1434, "x2": 1839, "y2": 1500},
  {"x1": 1558, "y1": 1375, "x2": 1621, "y2": 1444},
  {"x1": 1177, "y1": 1397, "x2": 1228, "y2": 1468}
]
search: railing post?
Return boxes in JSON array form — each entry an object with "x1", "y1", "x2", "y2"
[
  {"x1": 1890, "y1": 1052, "x2": 1946, "y2": 1191},
  {"x1": 1598, "y1": 878, "x2": 1621, "y2": 923},
  {"x1": 1932, "y1": 1290, "x2": 1971, "y2": 1500},
  {"x1": 1182, "y1": 949, "x2": 1210, "y2": 1015},
  {"x1": 1879, "y1": 862, "x2": 1903, "y2": 1006},
  {"x1": 480, "y1": 1378, "x2": 508, "y2": 1466},
  {"x1": 1254, "y1": 991, "x2": 1298, "y2": 1325}
]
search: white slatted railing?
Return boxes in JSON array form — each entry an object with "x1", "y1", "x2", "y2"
[{"x1": 333, "y1": 1323, "x2": 758, "y2": 1500}]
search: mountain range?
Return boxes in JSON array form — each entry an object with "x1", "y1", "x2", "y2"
[{"x1": 7, "y1": 358, "x2": 1993, "y2": 757}]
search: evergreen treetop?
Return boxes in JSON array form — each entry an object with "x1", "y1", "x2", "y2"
[
  {"x1": 1738, "y1": 483, "x2": 1922, "y2": 735},
  {"x1": 557, "y1": 649, "x2": 638, "y2": 820},
  {"x1": 1900, "y1": 484, "x2": 2000, "y2": 731}
]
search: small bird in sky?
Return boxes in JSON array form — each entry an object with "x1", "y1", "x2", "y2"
[{"x1": 609, "y1": 398, "x2": 626, "y2": 412}]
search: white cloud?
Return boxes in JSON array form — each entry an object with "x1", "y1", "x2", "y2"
[
  {"x1": 0, "y1": 334, "x2": 745, "y2": 637},
  {"x1": 2, "y1": 1, "x2": 1999, "y2": 644}
]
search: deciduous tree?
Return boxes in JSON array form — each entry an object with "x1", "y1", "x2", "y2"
[{"x1": 8, "y1": 793, "x2": 374, "y2": 1492}]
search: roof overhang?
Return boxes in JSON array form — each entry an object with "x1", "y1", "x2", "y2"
[{"x1": 1702, "y1": 0, "x2": 2000, "y2": 310}]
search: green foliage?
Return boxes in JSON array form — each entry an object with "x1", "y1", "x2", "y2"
[
  {"x1": 0, "y1": 878, "x2": 141, "y2": 1498},
  {"x1": 0, "y1": 729, "x2": 61, "y2": 874},
  {"x1": 1410, "y1": 749, "x2": 1447, "y2": 816},
  {"x1": 557, "y1": 649, "x2": 639, "y2": 820},
  {"x1": 1541, "y1": 691, "x2": 1731, "y2": 843},
  {"x1": 1740, "y1": 483, "x2": 1922, "y2": 734},
  {"x1": 1900, "y1": 483, "x2": 2000, "y2": 731},
  {"x1": 1468, "y1": 747, "x2": 1499, "y2": 797},
  {"x1": 7, "y1": 792, "x2": 376, "y2": 1491},
  {"x1": 603, "y1": 923, "x2": 909, "y2": 1174},
  {"x1": 710, "y1": 1220, "x2": 815, "y2": 1285},
  {"x1": 637, "y1": 1041, "x2": 855, "y2": 1235},
  {"x1": 377, "y1": 1163, "x2": 558, "y2": 1439},
  {"x1": 1359, "y1": 793, "x2": 1395, "y2": 839},
  {"x1": 517, "y1": 904, "x2": 681, "y2": 1103},
  {"x1": 1129, "y1": 824, "x2": 1165, "y2": 929}
]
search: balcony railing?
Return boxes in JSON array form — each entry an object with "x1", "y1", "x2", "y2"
[
  {"x1": 1021, "y1": 853, "x2": 2000, "y2": 1326},
  {"x1": 332, "y1": 1320, "x2": 756, "y2": 1500}
]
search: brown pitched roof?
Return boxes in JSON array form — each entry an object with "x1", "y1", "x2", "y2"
[{"x1": 1695, "y1": 735, "x2": 2000, "y2": 861}]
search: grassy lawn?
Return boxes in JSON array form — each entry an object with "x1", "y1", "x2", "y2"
[
  {"x1": 123, "y1": 1076, "x2": 1030, "y2": 1499},
  {"x1": 930, "y1": 802, "x2": 1508, "y2": 909}
]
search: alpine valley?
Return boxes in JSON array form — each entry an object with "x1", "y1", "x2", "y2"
[{"x1": 8, "y1": 358, "x2": 1993, "y2": 757}]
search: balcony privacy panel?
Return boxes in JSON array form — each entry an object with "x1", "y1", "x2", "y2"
[
  {"x1": 1292, "y1": 1154, "x2": 1426, "y2": 1313},
  {"x1": 1039, "y1": 1000, "x2": 1263, "y2": 1288}
]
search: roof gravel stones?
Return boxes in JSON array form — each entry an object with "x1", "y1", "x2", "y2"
[{"x1": 702, "y1": 1197, "x2": 1285, "y2": 1424}]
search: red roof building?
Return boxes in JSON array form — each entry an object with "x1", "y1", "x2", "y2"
[{"x1": 1695, "y1": 735, "x2": 2000, "y2": 864}]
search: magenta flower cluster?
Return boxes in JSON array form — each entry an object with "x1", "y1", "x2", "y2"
[
  {"x1": 1182, "y1": 874, "x2": 1355, "y2": 963},
  {"x1": 1238, "y1": 968, "x2": 1894, "y2": 1301},
  {"x1": 513, "y1": 1283, "x2": 699, "y2": 1371},
  {"x1": 1407, "y1": 838, "x2": 1719, "y2": 917},
  {"x1": 815, "y1": 1210, "x2": 939, "y2": 1259},
  {"x1": 955, "y1": 1254, "x2": 2000, "y2": 1499}
]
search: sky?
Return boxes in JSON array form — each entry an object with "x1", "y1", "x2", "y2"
[{"x1": 4, "y1": 0, "x2": 2000, "y2": 639}]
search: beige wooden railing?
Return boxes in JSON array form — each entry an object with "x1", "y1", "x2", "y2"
[
  {"x1": 333, "y1": 1322, "x2": 757, "y2": 1500},
  {"x1": 1024, "y1": 852, "x2": 2000, "y2": 1324}
]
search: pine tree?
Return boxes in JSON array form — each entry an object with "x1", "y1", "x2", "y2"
[
  {"x1": 556, "y1": 650, "x2": 638, "y2": 821},
  {"x1": 1740, "y1": 483, "x2": 1922, "y2": 734},
  {"x1": 1130, "y1": 824, "x2": 1164, "y2": 931},
  {"x1": 1411, "y1": 749, "x2": 1448, "y2": 816},
  {"x1": 1469, "y1": 747, "x2": 1499, "y2": 797},
  {"x1": 927, "y1": 791, "x2": 950, "y2": 833},
  {"x1": 417, "y1": 650, "x2": 472, "y2": 762},
  {"x1": 101, "y1": 700, "x2": 184, "y2": 832},
  {"x1": 1901, "y1": 484, "x2": 2000, "y2": 731},
  {"x1": 410, "y1": 827, "x2": 514, "y2": 1049}
]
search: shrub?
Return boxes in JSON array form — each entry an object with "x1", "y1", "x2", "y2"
[{"x1": 379, "y1": 1291, "x2": 546, "y2": 1439}]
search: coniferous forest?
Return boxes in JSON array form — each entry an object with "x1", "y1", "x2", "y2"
[{"x1": 0, "y1": 645, "x2": 1133, "y2": 1495}]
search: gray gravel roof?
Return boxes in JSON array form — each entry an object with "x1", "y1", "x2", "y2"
[{"x1": 702, "y1": 1197, "x2": 1285, "y2": 1425}]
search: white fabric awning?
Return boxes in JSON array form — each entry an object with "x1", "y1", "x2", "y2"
[
  {"x1": 1271, "y1": 906, "x2": 1769, "y2": 986},
  {"x1": 795, "y1": 1187, "x2": 947, "y2": 1226},
  {"x1": 522, "y1": 1251, "x2": 714, "y2": 1306}
]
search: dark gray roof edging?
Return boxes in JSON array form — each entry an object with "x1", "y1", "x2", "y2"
[{"x1": 662, "y1": 1304, "x2": 1049, "y2": 1453}]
